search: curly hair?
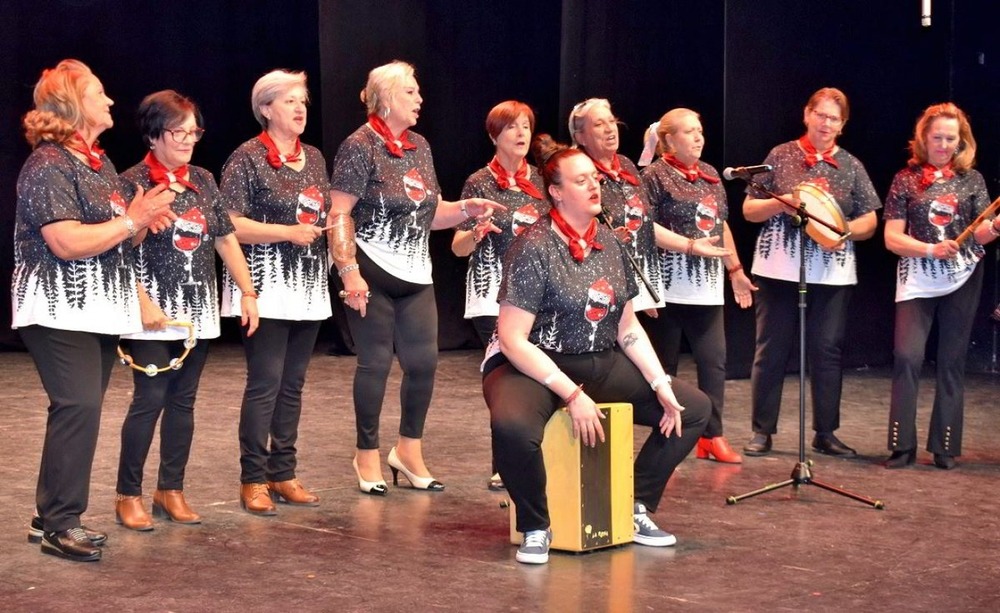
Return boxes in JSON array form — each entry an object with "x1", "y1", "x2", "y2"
[{"x1": 23, "y1": 59, "x2": 95, "y2": 148}]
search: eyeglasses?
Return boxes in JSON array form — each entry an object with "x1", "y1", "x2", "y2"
[
  {"x1": 811, "y1": 110, "x2": 843, "y2": 126},
  {"x1": 164, "y1": 128, "x2": 206, "y2": 143}
]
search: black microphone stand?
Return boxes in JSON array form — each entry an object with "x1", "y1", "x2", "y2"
[
  {"x1": 598, "y1": 206, "x2": 661, "y2": 304},
  {"x1": 725, "y1": 177, "x2": 883, "y2": 509}
]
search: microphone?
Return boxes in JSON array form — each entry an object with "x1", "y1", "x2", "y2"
[{"x1": 722, "y1": 164, "x2": 773, "y2": 181}]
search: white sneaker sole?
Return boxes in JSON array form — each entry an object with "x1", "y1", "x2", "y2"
[
  {"x1": 633, "y1": 532, "x2": 677, "y2": 547},
  {"x1": 516, "y1": 550, "x2": 550, "y2": 564}
]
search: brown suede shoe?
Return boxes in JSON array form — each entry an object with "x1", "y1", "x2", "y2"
[
  {"x1": 152, "y1": 489, "x2": 202, "y2": 524},
  {"x1": 240, "y1": 483, "x2": 277, "y2": 516},
  {"x1": 267, "y1": 478, "x2": 320, "y2": 506},
  {"x1": 115, "y1": 494, "x2": 154, "y2": 531}
]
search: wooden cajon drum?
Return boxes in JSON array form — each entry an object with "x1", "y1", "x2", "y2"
[{"x1": 509, "y1": 402, "x2": 634, "y2": 552}]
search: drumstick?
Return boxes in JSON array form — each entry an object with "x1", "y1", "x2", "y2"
[{"x1": 955, "y1": 195, "x2": 1000, "y2": 245}]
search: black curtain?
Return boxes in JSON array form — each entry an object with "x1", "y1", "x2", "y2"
[{"x1": 4, "y1": 1, "x2": 999, "y2": 372}]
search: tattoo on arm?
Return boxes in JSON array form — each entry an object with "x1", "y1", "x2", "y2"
[{"x1": 622, "y1": 332, "x2": 638, "y2": 349}]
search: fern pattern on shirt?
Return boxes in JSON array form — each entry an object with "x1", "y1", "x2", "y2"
[
  {"x1": 883, "y1": 166, "x2": 988, "y2": 301},
  {"x1": 330, "y1": 126, "x2": 441, "y2": 284},
  {"x1": 11, "y1": 142, "x2": 141, "y2": 334},
  {"x1": 120, "y1": 163, "x2": 235, "y2": 339},
  {"x1": 218, "y1": 138, "x2": 332, "y2": 321},
  {"x1": 642, "y1": 158, "x2": 727, "y2": 305},
  {"x1": 459, "y1": 165, "x2": 548, "y2": 318}
]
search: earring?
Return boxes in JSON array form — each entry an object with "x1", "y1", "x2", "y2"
[
  {"x1": 381, "y1": 106, "x2": 390, "y2": 119},
  {"x1": 149, "y1": 143, "x2": 155, "y2": 150}
]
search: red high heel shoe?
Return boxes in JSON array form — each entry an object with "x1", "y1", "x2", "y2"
[{"x1": 696, "y1": 436, "x2": 743, "y2": 464}]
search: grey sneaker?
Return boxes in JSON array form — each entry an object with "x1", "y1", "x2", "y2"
[
  {"x1": 633, "y1": 503, "x2": 676, "y2": 547},
  {"x1": 516, "y1": 529, "x2": 552, "y2": 564}
]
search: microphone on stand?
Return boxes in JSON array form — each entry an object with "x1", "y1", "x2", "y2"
[{"x1": 722, "y1": 164, "x2": 773, "y2": 181}]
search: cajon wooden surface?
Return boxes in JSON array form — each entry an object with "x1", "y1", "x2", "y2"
[{"x1": 509, "y1": 402, "x2": 634, "y2": 552}]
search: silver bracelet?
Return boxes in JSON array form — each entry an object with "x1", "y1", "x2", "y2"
[
  {"x1": 989, "y1": 220, "x2": 1000, "y2": 238},
  {"x1": 650, "y1": 374, "x2": 672, "y2": 391},
  {"x1": 460, "y1": 200, "x2": 472, "y2": 218},
  {"x1": 121, "y1": 215, "x2": 137, "y2": 238},
  {"x1": 338, "y1": 263, "x2": 360, "y2": 277}
]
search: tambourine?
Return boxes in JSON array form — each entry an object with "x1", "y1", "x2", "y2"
[
  {"x1": 793, "y1": 182, "x2": 851, "y2": 248},
  {"x1": 117, "y1": 320, "x2": 197, "y2": 377}
]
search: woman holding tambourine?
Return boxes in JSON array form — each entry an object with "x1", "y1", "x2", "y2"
[
  {"x1": 115, "y1": 91, "x2": 259, "y2": 530},
  {"x1": 741, "y1": 87, "x2": 881, "y2": 458},
  {"x1": 883, "y1": 103, "x2": 998, "y2": 470}
]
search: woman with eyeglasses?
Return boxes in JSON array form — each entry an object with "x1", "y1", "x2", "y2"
[
  {"x1": 639, "y1": 108, "x2": 757, "y2": 464},
  {"x1": 483, "y1": 135, "x2": 709, "y2": 564},
  {"x1": 14, "y1": 60, "x2": 176, "y2": 561},
  {"x1": 741, "y1": 87, "x2": 881, "y2": 458},
  {"x1": 567, "y1": 99, "x2": 728, "y2": 318},
  {"x1": 220, "y1": 69, "x2": 331, "y2": 515},
  {"x1": 882, "y1": 103, "x2": 997, "y2": 470},
  {"x1": 113, "y1": 90, "x2": 259, "y2": 530}
]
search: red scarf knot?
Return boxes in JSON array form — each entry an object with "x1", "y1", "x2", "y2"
[
  {"x1": 592, "y1": 155, "x2": 640, "y2": 186},
  {"x1": 367, "y1": 114, "x2": 416, "y2": 158},
  {"x1": 798, "y1": 136, "x2": 839, "y2": 169},
  {"x1": 144, "y1": 152, "x2": 199, "y2": 193},
  {"x1": 661, "y1": 153, "x2": 720, "y2": 184},
  {"x1": 919, "y1": 163, "x2": 955, "y2": 191},
  {"x1": 258, "y1": 131, "x2": 302, "y2": 169},
  {"x1": 487, "y1": 157, "x2": 543, "y2": 199},
  {"x1": 550, "y1": 207, "x2": 603, "y2": 262},
  {"x1": 68, "y1": 132, "x2": 104, "y2": 171}
]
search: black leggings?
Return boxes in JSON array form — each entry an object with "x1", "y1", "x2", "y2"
[
  {"x1": 484, "y1": 348, "x2": 710, "y2": 533},
  {"x1": 345, "y1": 249, "x2": 439, "y2": 449}
]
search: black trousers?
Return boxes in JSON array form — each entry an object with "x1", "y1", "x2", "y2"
[
  {"x1": 888, "y1": 265, "x2": 983, "y2": 456},
  {"x1": 238, "y1": 318, "x2": 321, "y2": 483},
  {"x1": 484, "y1": 349, "x2": 710, "y2": 533},
  {"x1": 116, "y1": 339, "x2": 210, "y2": 495},
  {"x1": 345, "y1": 249, "x2": 438, "y2": 449},
  {"x1": 19, "y1": 325, "x2": 117, "y2": 533},
  {"x1": 750, "y1": 277, "x2": 852, "y2": 435},
  {"x1": 645, "y1": 304, "x2": 727, "y2": 437}
]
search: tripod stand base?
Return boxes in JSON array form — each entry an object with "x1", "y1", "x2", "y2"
[{"x1": 726, "y1": 461, "x2": 884, "y2": 509}]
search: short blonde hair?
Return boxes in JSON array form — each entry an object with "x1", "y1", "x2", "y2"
[
  {"x1": 909, "y1": 102, "x2": 977, "y2": 173},
  {"x1": 251, "y1": 70, "x2": 308, "y2": 129},
  {"x1": 23, "y1": 59, "x2": 96, "y2": 147},
  {"x1": 567, "y1": 98, "x2": 613, "y2": 146},
  {"x1": 656, "y1": 108, "x2": 700, "y2": 156},
  {"x1": 360, "y1": 60, "x2": 416, "y2": 117}
]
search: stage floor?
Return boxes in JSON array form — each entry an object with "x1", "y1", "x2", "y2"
[{"x1": 1, "y1": 344, "x2": 999, "y2": 612}]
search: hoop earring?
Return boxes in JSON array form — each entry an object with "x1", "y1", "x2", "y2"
[{"x1": 381, "y1": 106, "x2": 390, "y2": 120}]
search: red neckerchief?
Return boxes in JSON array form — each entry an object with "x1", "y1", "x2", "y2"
[
  {"x1": 258, "y1": 131, "x2": 302, "y2": 169},
  {"x1": 591, "y1": 154, "x2": 640, "y2": 186},
  {"x1": 919, "y1": 163, "x2": 955, "y2": 191},
  {"x1": 367, "y1": 114, "x2": 416, "y2": 158},
  {"x1": 144, "y1": 152, "x2": 199, "y2": 193},
  {"x1": 487, "y1": 157, "x2": 543, "y2": 199},
  {"x1": 798, "y1": 136, "x2": 839, "y2": 169},
  {"x1": 661, "y1": 153, "x2": 720, "y2": 184},
  {"x1": 67, "y1": 132, "x2": 104, "y2": 171},
  {"x1": 550, "y1": 207, "x2": 603, "y2": 262}
]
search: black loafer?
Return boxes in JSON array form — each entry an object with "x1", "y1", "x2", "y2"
[
  {"x1": 28, "y1": 517, "x2": 107, "y2": 546},
  {"x1": 811, "y1": 433, "x2": 857, "y2": 457},
  {"x1": 933, "y1": 454, "x2": 957, "y2": 470},
  {"x1": 884, "y1": 449, "x2": 916, "y2": 469},
  {"x1": 743, "y1": 433, "x2": 772, "y2": 456},
  {"x1": 40, "y1": 528, "x2": 102, "y2": 562}
]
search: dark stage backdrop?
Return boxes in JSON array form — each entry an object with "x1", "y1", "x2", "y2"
[{"x1": 3, "y1": 1, "x2": 999, "y2": 374}]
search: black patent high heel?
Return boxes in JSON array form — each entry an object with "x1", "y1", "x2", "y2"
[
  {"x1": 387, "y1": 447, "x2": 445, "y2": 491},
  {"x1": 353, "y1": 457, "x2": 388, "y2": 496}
]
